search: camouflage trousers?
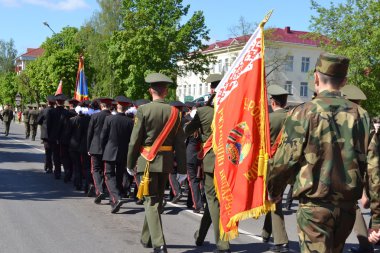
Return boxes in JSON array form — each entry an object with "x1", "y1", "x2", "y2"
[{"x1": 297, "y1": 201, "x2": 356, "y2": 253}]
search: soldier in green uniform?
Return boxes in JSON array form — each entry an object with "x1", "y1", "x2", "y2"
[
  {"x1": 23, "y1": 105, "x2": 31, "y2": 139},
  {"x1": 267, "y1": 53, "x2": 370, "y2": 253},
  {"x1": 127, "y1": 73, "x2": 187, "y2": 253},
  {"x1": 341, "y1": 85, "x2": 374, "y2": 253},
  {"x1": 184, "y1": 73, "x2": 231, "y2": 253},
  {"x1": 28, "y1": 104, "x2": 39, "y2": 141},
  {"x1": 367, "y1": 117, "x2": 380, "y2": 243},
  {"x1": 261, "y1": 85, "x2": 290, "y2": 253},
  {"x1": 2, "y1": 105, "x2": 14, "y2": 136}
]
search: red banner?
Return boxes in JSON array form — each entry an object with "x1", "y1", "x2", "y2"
[{"x1": 213, "y1": 13, "x2": 274, "y2": 240}]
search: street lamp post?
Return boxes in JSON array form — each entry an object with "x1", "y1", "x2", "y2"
[{"x1": 43, "y1": 21, "x2": 56, "y2": 34}]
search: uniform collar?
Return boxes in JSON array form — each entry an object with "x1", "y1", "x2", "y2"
[
  {"x1": 316, "y1": 90, "x2": 343, "y2": 98},
  {"x1": 152, "y1": 98, "x2": 165, "y2": 103}
]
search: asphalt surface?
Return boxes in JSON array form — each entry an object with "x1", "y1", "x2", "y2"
[{"x1": 0, "y1": 120, "x2": 378, "y2": 253}]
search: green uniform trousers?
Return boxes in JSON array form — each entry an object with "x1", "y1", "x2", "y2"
[
  {"x1": 297, "y1": 201, "x2": 356, "y2": 253},
  {"x1": 262, "y1": 199, "x2": 289, "y2": 244},
  {"x1": 24, "y1": 123, "x2": 30, "y2": 138},
  {"x1": 195, "y1": 172, "x2": 229, "y2": 251},
  {"x1": 141, "y1": 172, "x2": 168, "y2": 248},
  {"x1": 30, "y1": 124, "x2": 37, "y2": 140}
]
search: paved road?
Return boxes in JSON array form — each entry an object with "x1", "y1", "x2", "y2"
[{"x1": 0, "y1": 120, "x2": 377, "y2": 253}]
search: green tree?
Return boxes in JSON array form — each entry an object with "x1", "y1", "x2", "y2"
[
  {"x1": 310, "y1": 0, "x2": 380, "y2": 115},
  {"x1": 0, "y1": 39, "x2": 17, "y2": 73},
  {"x1": 109, "y1": 0, "x2": 212, "y2": 99},
  {"x1": 0, "y1": 72, "x2": 17, "y2": 105}
]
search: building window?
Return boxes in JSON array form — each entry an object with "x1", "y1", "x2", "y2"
[
  {"x1": 300, "y1": 82, "x2": 308, "y2": 97},
  {"x1": 284, "y1": 81, "x2": 293, "y2": 94},
  {"x1": 301, "y1": 57, "x2": 310, "y2": 73},
  {"x1": 285, "y1": 56, "x2": 294, "y2": 72},
  {"x1": 224, "y1": 58, "x2": 229, "y2": 73},
  {"x1": 218, "y1": 59, "x2": 223, "y2": 73}
]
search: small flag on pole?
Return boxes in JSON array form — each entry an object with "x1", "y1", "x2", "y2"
[
  {"x1": 55, "y1": 79, "x2": 63, "y2": 96},
  {"x1": 212, "y1": 11, "x2": 274, "y2": 241},
  {"x1": 74, "y1": 55, "x2": 89, "y2": 101}
]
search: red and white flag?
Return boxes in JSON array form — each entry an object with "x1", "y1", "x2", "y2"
[
  {"x1": 55, "y1": 79, "x2": 63, "y2": 96},
  {"x1": 213, "y1": 11, "x2": 274, "y2": 240}
]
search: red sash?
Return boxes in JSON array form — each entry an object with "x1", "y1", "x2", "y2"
[
  {"x1": 140, "y1": 106, "x2": 179, "y2": 161},
  {"x1": 270, "y1": 130, "x2": 283, "y2": 157},
  {"x1": 197, "y1": 134, "x2": 213, "y2": 160}
]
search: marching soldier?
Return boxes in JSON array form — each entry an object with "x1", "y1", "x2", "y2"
[
  {"x1": 127, "y1": 73, "x2": 186, "y2": 253},
  {"x1": 28, "y1": 104, "x2": 39, "y2": 141},
  {"x1": 23, "y1": 105, "x2": 31, "y2": 139},
  {"x1": 2, "y1": 105, "x2": 14, "y2": 136},
  {"x1": 267, "y1": 53, "x2": 370, "y2": 253},
  {"x1": 101, "y1": 96, "x2": 134, "y2": 213},
  {"x1": 261, "y1": 85, "x2": 290, "y2": 253},
  {"x1": 184, "y1": 73, "x2": 231, "y2": 253},
  {"x1": 37, "y1": 95, "x2": 58, "y2": 173},
  {"x1": 87, "y1": 97, "x2": 112, "y2": 203},
  {"x1": 341, "y1": 84, "x2": 373, "y2": 253}
]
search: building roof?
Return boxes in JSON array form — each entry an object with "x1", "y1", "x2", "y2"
[
  {"x1": 16, "y1": 48, "x2": 45, "y2": 61},
  {"x1": 203, "y1": 27, "x2": 324, "y2": 53}
]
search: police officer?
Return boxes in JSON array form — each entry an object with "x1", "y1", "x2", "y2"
[
  {"x1": 2, "y1": 105, "x2": 14, "y2": 136},
  {"x1": 28, "y1": 104, "x2": 39, "y2": 141},
  {"x1": 87, "y1": 97, "x2": 112, "y2": 203},
  {"x1": 127, "y1": 73, "x2": 186, "y2": 253},
  {"x1": 101, "y1": 95, "x2": 134, "y2": 213},
  {"x1": 23, "y1": 105, "x2": 31, "y2": 139},
  {"x1": 341, "y1": 84, "x2": 373, "y2": 253},
  {"x1": 261, "y1": 85, "x2": 290, "y2": 252},
  {"x1": 267, "y1": 53, "x2": 370, "y2": 253},
  {"x1": 184, "y1": 73, "x2": 231, "y2": 253},
  {"x1": 37, "y1": 95, "x2": 58, "y2": 173}
]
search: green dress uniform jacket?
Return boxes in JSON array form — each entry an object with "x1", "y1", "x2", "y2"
[
  {"x1": 127, "y1": 99, "x2": 186, "y2": 174},
  {"x1": 184, "y1": 106, "x2": 214, "y2": 173},
  {"x1": 269, "y1": 108, "x2": 287, "y2": 146}
]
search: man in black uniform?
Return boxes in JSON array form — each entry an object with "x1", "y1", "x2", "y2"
[
  {"x1": 53, "y1": 94, "x2": 71, "y2": 180},
  {"x1": 23, "y1": 105, "x2": 31, "y2": 139},
  {"x1": 101, "y1": 96, "x2": 134, "y2": 213},
  {"x1": 88, "y1": 98, "x2": 112, "y2": 204},
  {"x1": 37, "y1": 95, "x2": 58, "y2": 173}
]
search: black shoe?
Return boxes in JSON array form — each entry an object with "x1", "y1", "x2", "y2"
[
  {"x1": 152, "y1": 245, "x2": 167, "y2": 253},
  {"x1": 261, "y1": 235, "x2": 270, "y2": 243},
  {"x1": 213, "y1": 250, "x2": 231, "y2": 253},
  {"x1": 136, "y1": 198, "x2": 144, "y2": 205},
  {"x1": 350, "y1": 246, "x2": 374, "y2": 253},
  {"x1": 285, "y1": 204, "x2": 292, "y2": 210},
  {"x1": 193, "y1": 207, "x2": 204, "y2": 213},
  {"x1": 171, "y1": 193, "x2": 182, "y2": 204},
  {"x1": 269, "y1": 243, "x2": 289, "y2": 253},
  {"x1": 194, "y1": 230, "x2": 203, "y2": 246},
  {"x1": 111, "y1": 200, "x2": 123, "y2": 213},
  {"x1": 140, "y1": 239, "x2": 152, "y2": 248},
  {"x1": 87, "y1": 184, "x2": 95, "y2": 197},
  {"x1": 94, "y1": 193, "x2": 105, "y2": 204}
]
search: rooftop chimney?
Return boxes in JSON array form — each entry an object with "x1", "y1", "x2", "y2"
[{"x1": 285, "y1": 26, "x2": 291, "y2": 33}]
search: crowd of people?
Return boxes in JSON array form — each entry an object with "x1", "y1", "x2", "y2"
[{"x1": 1, "y1": 52, "x2": 380, "y2": 253}]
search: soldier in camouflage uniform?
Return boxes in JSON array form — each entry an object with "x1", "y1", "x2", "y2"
[
  {"x1": 341, "y1": 85, "x2": 373, "y2": 253},
  {"x1": 267, "y1": 53, "x2": 370, "y2": 253},
  {"x1": 28, "y1": 104, "x2": 39, "y2": 141}
]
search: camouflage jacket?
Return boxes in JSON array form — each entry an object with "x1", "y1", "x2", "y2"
[
  {"x1": 267, "y1": 90, "x2": 370, "y2": 205},
  {"x1": 368, "y1": 130, "x2": 380, "y2": 228}
]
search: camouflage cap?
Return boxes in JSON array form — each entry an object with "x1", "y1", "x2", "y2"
[
  {"x1": 315, "y1": 52, "x2": 349, "y2": 78},
  {"x1": 341, "y1": 85, "x2": 367, "y2": 101},
  {"x1": 267, "y1": 85, "x2": 291, "y2": 96},
  {"x1": 206, "y1": 73, "x2": 223, "y2": 89},
  {"x1": 145, "y1": 73, "x2": 173, "y2": 85}
]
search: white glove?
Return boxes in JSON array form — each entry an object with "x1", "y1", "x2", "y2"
[
  {"x1": 127, "y1": 167, "x2": 134, "y2": 176},
  {"x1": 177, "y1": 174, "x2": 187, "y2": 184}
]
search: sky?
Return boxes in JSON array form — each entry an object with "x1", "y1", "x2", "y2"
[{"x1": 0, "y1": 0, "x2": 343, "y2": 56}]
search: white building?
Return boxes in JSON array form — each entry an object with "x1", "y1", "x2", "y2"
[
  {"x1": 177, "y1": 27, "x2": 324, "y2": 104},
  {"x1": 14, "y1": 48, "x2": 44, "y2": 75}
]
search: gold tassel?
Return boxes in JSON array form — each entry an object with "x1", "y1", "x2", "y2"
[{"x1": 137, "y1": 162, "x2": 150, "y2": 199}]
